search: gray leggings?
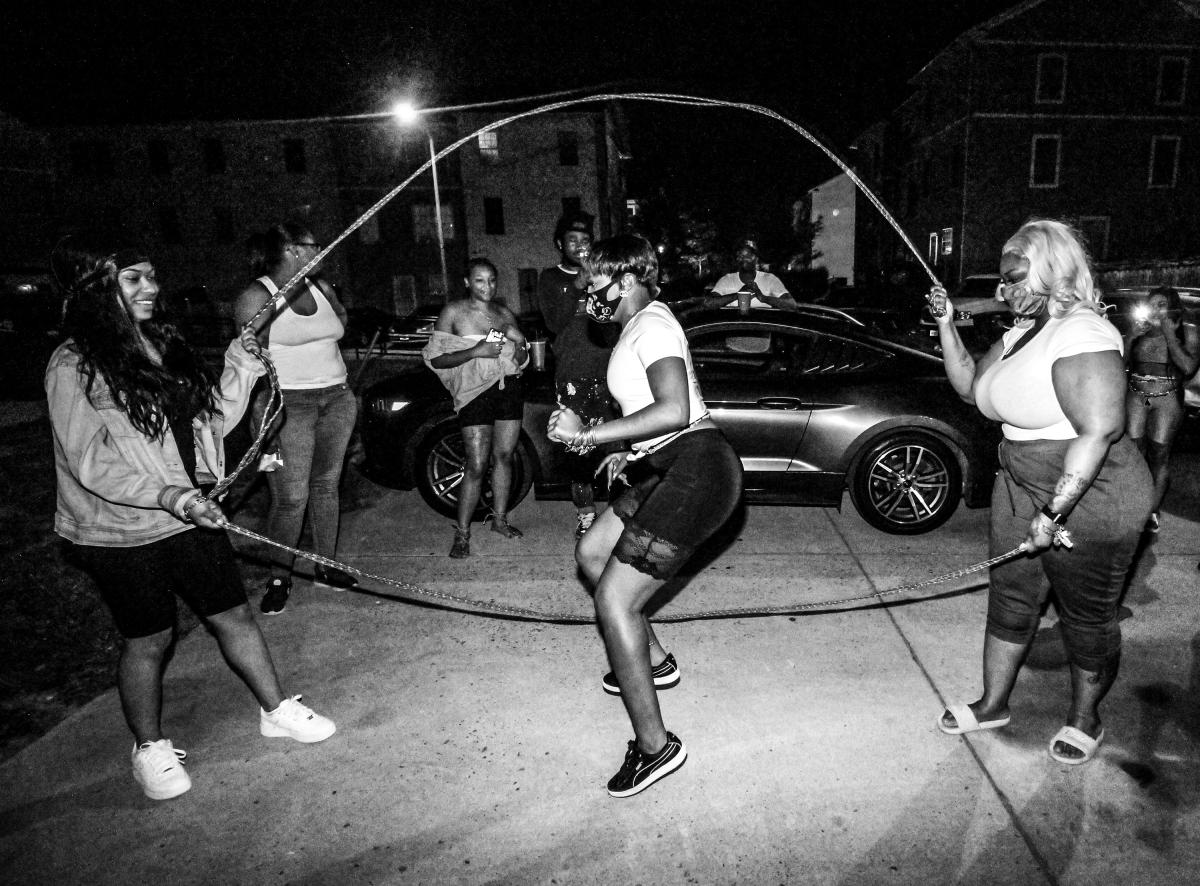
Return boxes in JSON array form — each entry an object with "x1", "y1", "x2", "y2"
[{"x1": 986, "y1": 435, "x2": 1152, "y2": 671}]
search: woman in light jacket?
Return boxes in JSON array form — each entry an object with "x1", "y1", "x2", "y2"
[{"x1": 47, "y1": 236, "x2": 336, "y2": 802}]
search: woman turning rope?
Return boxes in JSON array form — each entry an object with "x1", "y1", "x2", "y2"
[
  {"x1": 47, "y1": 237, "x2": 335, "y2": 801},
  {"x1": 548, "y1": 235, "x2": 742, "y2": 797},
  {"x1": 928, "y1": 219, "x2": 1152, "y2": 765}
]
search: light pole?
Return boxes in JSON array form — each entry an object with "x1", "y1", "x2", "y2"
[{"x1": 393, "y1": 101, "x2": 449, "y2": 298}]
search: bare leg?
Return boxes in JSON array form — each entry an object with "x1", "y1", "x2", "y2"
[
  {"x1": 118, "y1": 629, "x2": 174, "y2": 745},
  {"x1": 457, "y1": 424, "x2": 493, "y2": 530},
  {"x1": 205, "y1": 604, "x2": 284, "y2": 711},
  {"x1": 577, "y1": 510, "x2": 669, "y2": 668},
  {"x1": 1053, "y1": 658, "x2": 1118, "y2": 760},
  {"x1": 488, "y1": 419, "x2": 522, "y2": 524},
  {"x1": 1144, "y1": 396, "x2": 1183, "y2": 515},
  {"x1": 941, "y1": 631, "x2": 1030, "y2": 729},
  {"x1": 594, "y1": 558, "x2": 670, "y2": 754}
]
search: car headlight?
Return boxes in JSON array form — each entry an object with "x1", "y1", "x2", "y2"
[{"x1": 373, "y1": 397, "x2": 412, "y2": 414}]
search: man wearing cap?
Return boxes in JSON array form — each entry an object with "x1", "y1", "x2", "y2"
[
  {"x1": 535, "y1": 211, "x2": 615, "y2": 539},
  {"x1": 705, "y1": 240, "x2": 798, "y2": 313}
]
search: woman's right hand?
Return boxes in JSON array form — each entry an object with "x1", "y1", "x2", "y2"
[
  {"x1": 595, "y1": 451, "x2": 631, "y2": 488},
  {"x1": 925, "y1": 285, "x2": 954, "y2": 325},
  {"x1": 473, "y1": 339, "x2": 504, "y2": 359},
  {"x1": 183, "y1": 495, "x2": 228, "y2": 530}
]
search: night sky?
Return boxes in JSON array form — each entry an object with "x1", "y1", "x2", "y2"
[{"x1": 3, "y1": 0, "x2": 1017, "y2": 248}]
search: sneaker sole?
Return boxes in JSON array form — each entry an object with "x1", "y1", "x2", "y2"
[
  {"x1": 260, "y1": 721, "x2": 337, "y2": 743},
  {"x1": 260, "y1": 604, "x2": 288, "y2": 616},
  {"x1": 136, "y1": 777, "x2": 191, "y2": 801},
  {"x1": 602, "y1": 671, "x2": 680, "y2": 695},
  {"x1": 607, "y1": 741, "x2": 687, "y2": 798}
]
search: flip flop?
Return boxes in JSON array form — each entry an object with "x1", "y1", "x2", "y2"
[
  {"x1": 936, "y1": 701, "x2": 1012, "y2": 735},
  {"x1": 1048, "y1": 725, "x2": 1105, "y2": 765}
]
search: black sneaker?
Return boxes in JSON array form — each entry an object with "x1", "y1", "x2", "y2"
[
  {"x1": 314, "y1": 564, "x2": 357, "y2": 591},
  {"x1": 602, "y1": 653, "x2": 679, "y2": 696},
  {"x1": 260, "y1": 577, "x2": 291, "y2": 615},
  {"x1": 606, "y1": 732, "x2": 687, "y2": 798}
]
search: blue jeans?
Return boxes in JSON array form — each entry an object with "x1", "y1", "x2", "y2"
[{"x1": 265, "y1": 383, "x2": 357, "y2": 575}]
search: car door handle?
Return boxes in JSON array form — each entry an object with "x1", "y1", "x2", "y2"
[{"x1": 756, "y1": 397, "x2": 805, "y2": 410}]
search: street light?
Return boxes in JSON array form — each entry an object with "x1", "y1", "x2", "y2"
[{"x1": 393, "y1": 101, "x2": 449, "y2": 298}]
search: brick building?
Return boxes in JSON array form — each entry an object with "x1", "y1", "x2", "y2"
[
  {"x1": 21, "y1": 104, "x2": 625, "y2": 318},
  {"x1": 850, "y1": 0, "x2": 1200, "y2": 286}
]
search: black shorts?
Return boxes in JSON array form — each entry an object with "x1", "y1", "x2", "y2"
[
  {"x1": 73, "y1": 528, "x2": 248, "y2": 638},
  {"x1": 458, "y1": 376, "x2": 525, "y2": 427},
  {"x1": 609, "y1": 428, "x2": 743, "y2": 580}
]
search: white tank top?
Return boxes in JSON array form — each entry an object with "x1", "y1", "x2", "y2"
[{"x1": 258, "y1": 276, "x2": 347, "y2": 389}]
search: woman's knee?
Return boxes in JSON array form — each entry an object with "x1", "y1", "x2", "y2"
[{"x1": 122, "y1": 628, "x2": 174, "y2": 661}]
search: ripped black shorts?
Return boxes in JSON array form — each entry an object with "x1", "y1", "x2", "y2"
[{"x1": 608, "y1": 428, "x2": 743, "y2": 580}]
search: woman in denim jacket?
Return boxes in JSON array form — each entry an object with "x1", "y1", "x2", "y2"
[{"x1": 46, "y1": 236, "x2": 337, "y2": 801}]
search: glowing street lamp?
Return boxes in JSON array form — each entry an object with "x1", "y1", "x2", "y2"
[{"x1": 392, "y1": 101, "x2": 449, "y2": 297}]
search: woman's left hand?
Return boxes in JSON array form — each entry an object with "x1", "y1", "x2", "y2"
[
  {"x1": 595, "y1": 451, "x2": 631, "y2": 488},
  {"x1": 237, "y1": 328, "x2": 262, "y2": 358},
  {"x1": 547, "y1": 406, "x2": 584, "y2": 445}
]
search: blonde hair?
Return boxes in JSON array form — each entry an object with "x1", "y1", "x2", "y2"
[{"x1": 1002, "y1": 219, "x2": 1103, "y2": 318}]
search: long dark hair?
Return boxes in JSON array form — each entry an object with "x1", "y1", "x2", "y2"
[{"x1": 52, "y1": 235, "x2": 217, "y2": 440}]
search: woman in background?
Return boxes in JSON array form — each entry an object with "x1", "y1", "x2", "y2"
[
  {"x1": 235, "y1": 223, "x2": 358, "y2": 615},
  {"x1": 1123, "y1": 285, "x2": 1199, "y2": 532}
]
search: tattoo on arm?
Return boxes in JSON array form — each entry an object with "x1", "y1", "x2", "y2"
[{"x1": 1053, "y1": 473, "x2": 1088, "y2": 510}]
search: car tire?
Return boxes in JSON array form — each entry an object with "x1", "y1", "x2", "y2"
[
  {"x1": 414, "y1": 416, "x2": 535, "y2": 520},
  {"x1": 848, "y1": 432, "x2": 962, "y2": 535}
]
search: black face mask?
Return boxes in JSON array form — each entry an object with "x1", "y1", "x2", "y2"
[{"x1": 585, "y1": 279, "x2": 623, "y2": 324}]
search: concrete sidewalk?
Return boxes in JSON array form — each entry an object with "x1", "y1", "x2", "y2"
[{"x1": 2, "y1": 465, "x2": 1198, "y2": 885}]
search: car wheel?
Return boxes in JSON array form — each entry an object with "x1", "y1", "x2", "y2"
[
  {"x1": 414, "y1": 417, "x2": 535, "y2": 520},
  {"x1": 848, "y1": 432, "x2": 962, "y2": 535}
]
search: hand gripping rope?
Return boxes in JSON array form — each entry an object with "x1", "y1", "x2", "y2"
[{"x1": 189, "y1": 91, "x2": 1027, "y2": 622}]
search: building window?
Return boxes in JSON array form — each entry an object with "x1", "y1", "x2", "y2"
[
  {"x1": 147, "y1": 140, "x2": 171, "y2": 176},
  {"x1": 202, "y1": 138, "x2": 227, "y2": 174},
  {"x1": 1149, "y1": 135, "x2": 1180, "y2": 188},
  {"x1": 411, "y1": 203, "x2": 456, "y2": 242},
  {"x1": 941, "y1": 227, "x2": 954, "y2": 256},
  {"x1": 214, "y1": 208, "x2": 236, "y2": 244},
  {"x1": 69, "y1": 140, "x2": 113, "y2": 178},
  {"x1": 557, "y1": 130, "x2": 579, "y2": 166},
  {"x1": 159, "y1": 207, "x2": 183, "y2": 245},
  {"x1": 626, "y1": 198, "x2": 641, "y2": 217},
  {"x1": 1157, "y1": 56, "x2": 1188, "y2": 106},
  {"x1": 1077, "y1": 216, "x2": 1110, "y2": 260},
  {"x1": 484, "y1": 197, "x2": 506, "y2": 235},
  {"x1": 1036, "y1": 54, "x2": 1067, "y2": 104},
  {"x1": 927, "y1": 232, "x2": 940, "y2": 263},
  {"x1": 283, "y1": 139, "x2": 307, "y2": 174},
  {"x1": 1029, "y1": 135, "x2": 1061, "y2": 188},
  {"x1": 561, "y1": 196, "x2": 581, "y2": 216},
  {"x1": 478, "y1": 131, "x2": 499, "y2": 162}
]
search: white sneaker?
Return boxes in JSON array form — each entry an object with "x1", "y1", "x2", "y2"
[
  {"x1": 260, "y1": 695, "x2": 336, "y2": 743},
  {"x1": 131, "y1": 739, "x2": 191, "y2": 800}
]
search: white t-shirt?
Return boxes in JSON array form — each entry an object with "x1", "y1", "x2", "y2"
[
  {"x1": 974, "y1": 308, "x2": 1121, "y2": 440},
  {"x1": 607, "y1": 301, "x2": 708, "y2": 452},
  {"x1": 711, "y1": 270, "x2": 790, "y2": 309}
]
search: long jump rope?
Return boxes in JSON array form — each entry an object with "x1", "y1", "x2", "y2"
[{"x1": 195, "y1": 92, "x2": 1047, "y2": 623}]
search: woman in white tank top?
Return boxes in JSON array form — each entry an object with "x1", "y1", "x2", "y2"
[{"x1": 235, "y1": 223, "x2": 359, "y2": 614}]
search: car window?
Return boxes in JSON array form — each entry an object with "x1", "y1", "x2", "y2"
[{"x1": 689, "y1": 328, "x2": 895, "y2": 376}]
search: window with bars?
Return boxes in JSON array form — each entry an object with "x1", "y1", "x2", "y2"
[{"x1": 484, "y1": 197, "x2": 506, "y2": 235}]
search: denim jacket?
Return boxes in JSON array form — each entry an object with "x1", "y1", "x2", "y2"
[{"x1": 46, "y1": 339, "x2": 265, "y2": 547}]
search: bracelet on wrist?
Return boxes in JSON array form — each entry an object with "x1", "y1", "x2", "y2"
[
  {"x1": 1039, "y1": 503, "x2": 1067, "y2": 527},
  {"x1": 182, "y1": 494, "x2": 204, "y2": 522}
]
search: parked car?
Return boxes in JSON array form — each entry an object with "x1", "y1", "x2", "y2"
[{"x1": 360, "y1": 309, "x2": 1000, "y2": 534}]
